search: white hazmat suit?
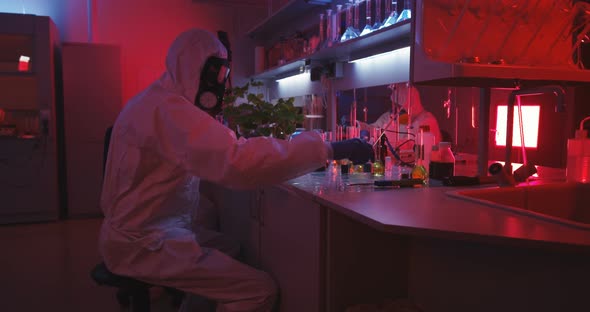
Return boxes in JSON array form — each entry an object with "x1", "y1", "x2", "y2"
[{"x1": 99, "y1": 29, "x2": 331, "y2": 311}]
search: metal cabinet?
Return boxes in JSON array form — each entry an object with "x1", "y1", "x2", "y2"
[
  {"x1": 0, "y1": 13, "x2": 62, "y2": 224},
  {"x1": 61, "y1": 43, "x2": 122, "y2": 218}
]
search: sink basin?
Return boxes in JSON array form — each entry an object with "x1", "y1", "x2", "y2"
[{"x1": 447, "y1": 182, "x2": 590, "y2": 229}]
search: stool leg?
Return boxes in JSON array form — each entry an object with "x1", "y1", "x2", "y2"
[{"x1": 130, "y1": 288, "x2": 150, "y2": 312}]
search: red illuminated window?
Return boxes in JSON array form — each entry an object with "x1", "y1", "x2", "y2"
[{"x1": 495, "y1": 105, "x2": 540, "y2": 148}]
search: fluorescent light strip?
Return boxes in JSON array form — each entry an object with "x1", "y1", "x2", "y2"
[
  {"x1": 276, "y1": 72, "x2": 310, "y2": 83},
  {"x1": 348, "y1": 46, "x2": 411, "y2": 64}
]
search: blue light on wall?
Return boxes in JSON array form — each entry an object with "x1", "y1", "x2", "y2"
[{"x1": 0, "y1": 0, "x2": 57, "y2": 18}]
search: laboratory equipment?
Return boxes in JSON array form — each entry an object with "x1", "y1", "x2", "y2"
[
  {"x1": 381, "y1": 0, "x2": 399, "y2": 29},
  {"x1": 360, "y1": 0, "x2": 374, "y2": 36},
  {"x1": 341, "y1": 1, "x2": 359, "y2": 42},
  {"x1": 373, "y1": 0, "x2": 384, "y2": 30},
  {"x1": 396, "y1": 0, "x2": 412, "y2": 23},
  {"x1": 567, "y1": 116, "x2": 590, "y2": 183},
  {"x1": 334, "y1": 4, "x2": 343, "y2": 44},
  {"x1": 429, "y1": 142, "x2": 455, "y2": 180}
]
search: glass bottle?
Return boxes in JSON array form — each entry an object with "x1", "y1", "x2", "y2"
[
  {"x1": 373, "y1": 0, "x2": 383, "y2": 30},
  {"x1": 325, "y1": 9, "x2": 333, "y2": 48},
  {"x1": 334, "y1": 4, "x2": 343, "y2": 44},
  {"x1": 372, "y1": 138, "x2": 385, "y2": 176},
  {"x1": 361, "y1": 17, "x2": 373, "y2": 36},
  {"x1": 353, "y1": 0, "x2": 361, "y2": 35},
  {"x1": 396, "y1": 0, "x2": 412, "y2": 23},
  {"x1": 382, "y1": 1, "x2": 399, "y2": 28},
  {"x1": 318, "y1": 13, "x2": 325, "y2": 51},
  {"x1": 341, "y1": 2, "x2": 359, "y2": 42},
  {"x1": 360, "y1": 0, "x2": 373, "y2": 36}
]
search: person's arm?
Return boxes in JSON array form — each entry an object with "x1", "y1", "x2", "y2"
[{"x1": 154, "y1": 101, "x2": 329, "y2": 190}]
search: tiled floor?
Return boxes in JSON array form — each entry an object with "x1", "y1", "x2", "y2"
[{"x1": 0, "y1": 218, "x2": 178, "y2": 311}]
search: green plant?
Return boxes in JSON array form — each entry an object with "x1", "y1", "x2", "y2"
[{"x1": 222, "y1": 80, "x2": 303, "y2": 140}]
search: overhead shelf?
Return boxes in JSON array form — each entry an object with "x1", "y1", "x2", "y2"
[
  {"x1": 413, "y1": 57, "x2": 590, "y2": 88},
  {"x1": 247, "y1": 0, "x2": 331, "y2": 41},
  {"x1": 252, "y1": 20, "x2": 412, "y2": 80}
]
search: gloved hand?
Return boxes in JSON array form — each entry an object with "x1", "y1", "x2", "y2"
[{"x1": 330, "y1": 138, "x2": 375, "y2": 165}]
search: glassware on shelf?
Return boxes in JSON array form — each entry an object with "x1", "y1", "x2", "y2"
[
  {"x1": 318, "y1": 13, "x2": 326, "y2": 51},
  {"x1": 324, "y1": 9, "x2": 334, "y2": 48},
  {"x1": 360, "y1": 0, "x2": 374, "y2": 36},
  {"x1": 361, "y1": 17, "x2": 373, "y2": 36},
  {"x1": 341, "y1": 1, "x2": 359, "y2": 42},
  {"x1": 373, "y1": 0, "x2": 384, "y2": 30},
  {"x1": 353, "y1": 0, "x2": 362, "y2": 34},
  {"x1": 396, "y1": 0, "x2": 412, "y2": 23},
  {"x1": 334, "y1": 4, "x2": 343, "y2": 44},
  {"x1": 381, "y1": 1, "x2": 399, "y2": 29}
]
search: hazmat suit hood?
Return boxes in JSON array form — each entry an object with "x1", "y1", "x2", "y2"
[{"x1": 160, "y1": 29, "x2": 228, "y2": 106}]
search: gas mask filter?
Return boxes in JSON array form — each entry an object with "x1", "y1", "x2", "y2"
[{"x1": 195, "y1": 56, "x2": 230, "y2": 116}]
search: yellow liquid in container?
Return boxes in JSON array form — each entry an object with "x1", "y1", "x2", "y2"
[{"x1": 372, "y1": 161, "x2": 385, "y2": 176}]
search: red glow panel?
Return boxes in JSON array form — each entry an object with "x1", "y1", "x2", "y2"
[{"x1": 495, "y1": 105, "x2": 540, "y2": 148}]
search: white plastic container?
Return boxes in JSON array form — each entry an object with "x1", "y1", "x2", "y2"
[{"x1": 567, "y1": 129, "x2": 590, "y2": 183}]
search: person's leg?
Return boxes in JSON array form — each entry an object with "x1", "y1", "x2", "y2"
[
  {"x1": 148, "y1": 247, "x2": 276, "y2": 312},
  {"x1": 195, "y1": 227, "x2": 241, "y2": 258}
]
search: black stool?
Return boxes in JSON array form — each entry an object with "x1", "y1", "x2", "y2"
[{"x1": 91, "y1": 262, "x2": 184, "y2": 312}]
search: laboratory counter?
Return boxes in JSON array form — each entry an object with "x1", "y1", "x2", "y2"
[
  {"x1": 283, "y1": 171, "x2": 590, "y2": 252},
  {"x1": 202, "y1": 168, "x2": 590, "y2": 312}
]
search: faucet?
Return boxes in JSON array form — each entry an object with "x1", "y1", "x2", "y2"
[{"x1": 502, "y1": 85, "x2": 566, "y2": 183}]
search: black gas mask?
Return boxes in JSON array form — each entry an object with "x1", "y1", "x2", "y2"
[
  {"x1": 195, "y1": 31, "x2": 232, "y2": 117},
  {"x1": 195, "y1": 56, "x2": 230, "y2": 116}
]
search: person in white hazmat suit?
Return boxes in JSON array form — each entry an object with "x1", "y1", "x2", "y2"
[{"x1": 99, "y1": 28, "x2": 374, "y2": 312}]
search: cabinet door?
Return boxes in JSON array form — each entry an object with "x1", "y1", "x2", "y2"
[
  {"x1": 200, "y1": 182, "x2": 261, "y2": 267},
  {"x1": 62, "y1": 43, "x2": 122, "y2": 218},
  {"x1": 260, "y1": 186, "x2": 323, "y2": 312}
]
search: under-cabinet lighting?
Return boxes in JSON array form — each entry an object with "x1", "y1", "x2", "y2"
[
  {"x1": 348, "y1": 46, "x2": 410, "y2": 64},
  {"x1": 276, "y1": 72, "x2": 310, "y2": 83}
]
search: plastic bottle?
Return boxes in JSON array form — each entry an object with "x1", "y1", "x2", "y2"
[
  {"x1": 567, "y1": 117, "x2": 590, "y2": 183},
  {"x1": 429, "y1": 142, "x2": 455, "y2": 180}
]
